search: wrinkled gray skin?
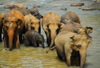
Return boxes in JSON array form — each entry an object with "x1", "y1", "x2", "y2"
[
  {"x1": 61, "y1": 11, "x2": 81, "y2": 24},
  {"x1": 24, "y1": 30, "x2": 45, "y2": 48},
  {"x1": 14, "y1": 8, "x2": 43, "y2": 20},
  {"x1": 55, "y1": 31, "x2": 93, "y2": 68}
]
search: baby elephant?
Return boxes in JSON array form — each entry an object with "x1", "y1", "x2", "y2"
[{"x1": 24, "y1": 30, "x2": 45, "y2": 48}]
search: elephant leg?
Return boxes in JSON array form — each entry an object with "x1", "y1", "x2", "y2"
[
  {"x1": 37, "y1": 42, "x2": 39, "y2": 47},
  {"x1": 0, "y1": 33, "x2": 2, "y2": 42},
  {"x1": 32, "y1": 41, "x2": 37, "y2": 47},
  {"x1": 16, "y1": 35, "x2": 20, "y2": 49},
  {"x1": 56, "y1": 49, "x2": 62, "y2": 60},
  {"x1": 78, "y1": 53, "x2": 81, "y2": 65},
  {"x1": 47, "y1": 37, "x2": 51, "y2": 47},
  {"x1": 79, "y1": 49, "x2": 87, "y2": 68},
  {"x1": 19, "y1": 34, "x2": 23, "y2": 44},
  {"x1": 24, "y1": 37, "x2": 29, "y2": 46},
  {"x1": 65, "y1": 46, "x2": 72, "y2": 66},
  {"x1": 39, "y1": 26, "x2": 41, "y2": 34},
  {"x1": 4, "y1": 37, "x2": 7, "y2": 50}
]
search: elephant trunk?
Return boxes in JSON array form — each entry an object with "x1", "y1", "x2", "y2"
[
  {"x1": 50, "y1": 30, "x2": 56, "y2": 48},
  {"x1": 41, "y1": 43, "x2": 45, "y2": 48},
  {"x1": 8, "y1": 28, "x2": 14, "y2": 51}
]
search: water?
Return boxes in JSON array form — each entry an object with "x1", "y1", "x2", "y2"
[{"x1": 0, "y1": 0, "x2": 100, "y2": 68}]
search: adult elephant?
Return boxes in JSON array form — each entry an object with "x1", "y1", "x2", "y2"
[
  {"x1": 55, "y1": 30, "x2": 93, "y2": 68},
  {"x1": 60, "y1": 21, "x2": 93, "y2": 36},
  {"x1": 13, "y1": 8, "x2": 43, "y2": 20},
  {"x1": 61, "y1": 11, "x2": 81, "y2": 24},
  {"x1": 0, "y1": 12, "x2": 3, "y2": 42},
  {"x1": 24, "y1": 14, "x2": 40, "y2": 33},
  {"x1": 42, "y1": 12, "x2": 64, "y2": 47},
  {"x1": 3, "y1": 9, "x2": 25, "y2": 51}
]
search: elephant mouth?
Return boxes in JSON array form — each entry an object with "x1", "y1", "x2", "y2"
[{"x1": 31, "y1": 27, "x2": 34, "y2": 30}]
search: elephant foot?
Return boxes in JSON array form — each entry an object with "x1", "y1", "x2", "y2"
[
  {"x1": 5, "y1": 48, "x2": 7, "y2": 50},
  {"x1": 20, "y1": 40, "x2": 24, "y2": 44},
  {"x1": 0, "y1": 39, "x2": 2, "y2": 42}
]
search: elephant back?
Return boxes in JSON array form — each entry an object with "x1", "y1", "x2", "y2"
[
  {"x1": 60, "y1": 22, "x2": 83, "y2": 32},
  {"x1": 61, "y1": 11, "x2": 80, "y2": 24}
]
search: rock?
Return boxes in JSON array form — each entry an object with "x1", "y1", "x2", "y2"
[
  {"x1": 82, "y1": 7, "x2": 95, "y2": 11},
  {"x1": 60, "y1": 8, "x2": 67, "y2": 10},
  {"x1": 71, "y1": 3, "x2": 84, "y2": 7},
  {"x1": 33, "y1": 5, "x2": 43, "y2": 8}
]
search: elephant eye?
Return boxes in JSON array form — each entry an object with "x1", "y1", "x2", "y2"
[
  {"x1": 4, "y1": 21, "x2": 9, "y2": 23},
  {"x1": 76, "y1": 45, "x2": 81, "y2": 49},
  {"x1": 31, "y1": 22, "x2": 34, "y2": 24}
]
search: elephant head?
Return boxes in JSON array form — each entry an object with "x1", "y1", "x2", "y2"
[
  {"x1": 3, "y1": 16, "x2": 22, "y2": 51},
  {"x1": 36, "y1": 34, "x2": 45, "y2": 48},
  {"x1": 70, "y1": 34, "x2": 92, "y2": 68},
  {"x1": 43, "y1": 20, "x2": 64, "y2": 48},
  {"x1": 29, "y1": 8, "x2": 43, "y2": 19},
  {"x1": 30, "y1": 18, "x2": 40, "y2": 32},
  {"x1": 24, "y1": 14, "x2": 40, "y2": 33},
  {"x1": 74, "y1": 26, "x2": 93, "y2": 36}
]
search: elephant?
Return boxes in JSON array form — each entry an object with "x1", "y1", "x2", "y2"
[
  {"x1": 46, "y1": 25, "x2": 93, "y2": 53},
  {"x1": 3, "y1": 4, "x2": 11, "y2": 9},
  {"x1": 42, "y1": 12, "x2": 64, "y2": 48},
  {"x1": 3, "y1": 9, "x2": 25, "y2": 51},
  {"x1": 24, "y1": 14, "x2": 40, "y2": 33},
  {"x1": 70, "y1": 3, "x2": 84, "y2": 6},
  {"x1": 29, "y1": 8, "x2": 43, "y2": 19},
  {"x1": 55, "y1": 30, "x2": 93, "y2": 68},
  {"x1": 61, "y1": 11, "x2": 81, "y2": 24},
  {"x1": 13, "y1": 8, "x2": 43, "y2": 20},
  {"x1": 60, "y1": 21, "x2": 93, "y2": 36},
  {"x1": 3, "y1": 3, "x2": 28, "y2": 9},
  {"x1": 0, "y1": 12, "x2": 3, "y2": 42},
  {"x1": 24, "y1": 30, "x2": 45, "y2": 48},
  {"x1": 60, "y1": 21, "x2": 83, "y2": 32}
]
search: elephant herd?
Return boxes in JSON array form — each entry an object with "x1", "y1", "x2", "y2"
[{"x1": 0, "y1": 3, "x2": 93, "y2": 68}]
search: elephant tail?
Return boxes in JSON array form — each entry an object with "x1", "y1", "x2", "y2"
[{"x1": 46, "y1": 46, "x2": 56, "y2": 53}]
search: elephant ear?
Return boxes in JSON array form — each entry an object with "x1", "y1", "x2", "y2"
[
  {"x1": 70, "y1": 36, "x2": 74, "y2": 45},
  {"x1": 85, "y1": 27, "x2": 93, "y2": 36},
  {"x1": 17, "y1": 19, "x2": 22, "y2": 29},
  {"x1": 56, "y1": 23, "x2": 65, "y2": 33},
  {"x1": 58, "y1": 23, "x2": 65, "y2": 29},
  {"x1": 43, "y1": 23, "x2": 49, "y2": 31},
  {"x1": 74, "y1": 27, "x2": 86, "y2": 34},
  {"x1": 87, "y1": 36, "x2": 93, "y2": 47}
]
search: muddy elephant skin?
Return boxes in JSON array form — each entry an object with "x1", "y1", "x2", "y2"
[
  {"x1": 61, "y1": 11, "x2": 81, "y2": 24},
  {"x1": 3, "y1": 9, "x2": 25, "y2": 51},
  {"x1": 24, "y1": 30, "x2": 45, "y2": 48},
  {"x1": 24, "y1": 14, "x2": 40, "y2": 33},
  {"x1": 55, "y1": 31, "x2": 93, "y2": 68},
  {"x1": 42, "y1": 12, "x2": 64, "y2": 48}
]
